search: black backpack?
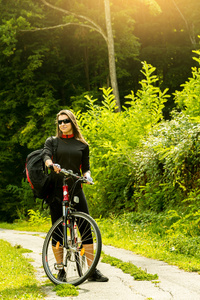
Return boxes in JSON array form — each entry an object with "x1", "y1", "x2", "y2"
[{"x1": 25, "y1": 137, "x2": 58, "y2": 199}]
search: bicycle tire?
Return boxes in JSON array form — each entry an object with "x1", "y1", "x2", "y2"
[
  {"x1": 42, "y1": 211, "x2": 102, "y2": 286},
  {"x1": 75, "y1": 251, "x2": 83, "y2": 277}
]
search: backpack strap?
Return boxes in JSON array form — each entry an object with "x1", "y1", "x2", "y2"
[
  {"x1": 51, "y1": 136, "x2": 58, "y2": 163},
  {"x1": 41, "y1": 137, "x2": 58, "y2": 210}
]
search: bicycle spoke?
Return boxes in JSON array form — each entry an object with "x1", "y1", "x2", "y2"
[{"x1": 42, "y1": 212, "x2": 101, "y2": 286}]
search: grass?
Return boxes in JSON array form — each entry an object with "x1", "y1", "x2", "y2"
[
  {"x1": 0, "y1": 209, "x2": 200, "y2": 298},
  {"x1": 0, "y1": 239, "x2": 44, "y2": 299},
  {"x1": 0, "y1": 239, "x2": 80, "y2": 299},
  {"x1": 53, "y1": 284, "x2": 79, "y2": 297},
  {"x1": 13, "y1": 244, "x2": 33, "y2": 253},
  {"x1": 1, "y1": 210, "x2": 200, "y2": 275},
  {"x1": 101, "y1": 252, "x2": 158, "y2": 280},
  {"x1": 0, "y1": 220, "x2": 51, "y2": 233},
  {"x1": 97, "y1": 213, "x2": 200, "y2": 273}
]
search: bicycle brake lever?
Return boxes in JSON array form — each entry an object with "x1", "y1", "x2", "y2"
[{"x1": 89, "y1": 180, "x2": 94, "y2": 185}]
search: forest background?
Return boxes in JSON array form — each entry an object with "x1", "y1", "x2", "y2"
[{"x1": 1, "y1": 0, "x2": 200, "y2": 242}]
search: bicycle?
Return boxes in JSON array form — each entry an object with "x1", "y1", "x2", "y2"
[{"x1": 42, "y1": 167, "x2": 102, "y2": 286}]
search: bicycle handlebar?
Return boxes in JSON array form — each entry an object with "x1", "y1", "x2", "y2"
[{"x1": 48, "y1": 165, "x2": 94, "y2": 185}]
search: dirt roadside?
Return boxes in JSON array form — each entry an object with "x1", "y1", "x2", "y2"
[{"x1": 0, "y1": 228, "x2": 200, "y2": 300}]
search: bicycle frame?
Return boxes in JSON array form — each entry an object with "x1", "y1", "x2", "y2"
[{"x1": 62, "y1": 176, "x2": 72, "y2": 249}]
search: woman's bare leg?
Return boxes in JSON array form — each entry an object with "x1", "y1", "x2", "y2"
[
  {"x1": 52, "y1": 245, "x2": 63, "y2": 265},
  {"x1": 82, "y1": 244, "x2": 94, "y2": 267}
]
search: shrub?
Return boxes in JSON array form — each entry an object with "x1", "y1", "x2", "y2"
[
  {"x1": 174, "y1": 49, "x2": 200, "y2": 121},
  {"x1": 79, "y1": 62, "x2": 169, "y2": 217}
]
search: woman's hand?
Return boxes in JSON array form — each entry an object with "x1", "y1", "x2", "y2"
[
  {"x1": 83, "y1": 171, "x2": 93, "y2": 184},
  {"x1": 53, "y1": 164, "x2": 61, "y2": 174},
  {"x1": 46, "y1": 159, "x2": 61, "y2": 174}
]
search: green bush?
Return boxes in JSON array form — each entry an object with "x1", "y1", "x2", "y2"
[
  {"x1": 78, "y1": 55, "x2": 200, "y2": 218},
  {"x1": 16, "y1": 50, "x2": 200, "y2": 228},
  {"x1": 131, "y1": 113, "x2": 200, "y2": 212},
  {"x1": 174, "y1": 49, "x2": 200, "y2": 121},
  {"x1": 79, "y1": 62, "x2": 169, "y2": 217}
]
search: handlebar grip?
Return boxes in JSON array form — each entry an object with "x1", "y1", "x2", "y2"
[
  {"x1": 53, "y1": 167, "x2": 94, "y2": 184},
  {"x1": 84, "y1": 178, "x2": 94, "y2": 185},
  {"x1": 48, "y1": 164, "x2": 61, "y2": 172},
  {"x1": 48, "y1": 164, "x2": 54, "y2": 171}
]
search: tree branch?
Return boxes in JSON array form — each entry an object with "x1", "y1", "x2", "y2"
[
  {"x1": 20, "y1": 22, "x2": 107, "y2": 40},
  {"x1": 40, "y1": 0, "x2": 108, "y2": 43}
]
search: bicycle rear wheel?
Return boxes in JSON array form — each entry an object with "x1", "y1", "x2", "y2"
[{"x1": 42, "y1": 211, "x2": 102, "y2": 286}]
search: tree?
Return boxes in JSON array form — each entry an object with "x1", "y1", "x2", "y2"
[
  {"x1": 104, "y1": 0, "x2": 120, "y2": 110},
  {"x1": 133, "y1": 0, "x2": 200, "y2": 117},
  {"x1": 171, "y1": 0, "x2": 200, "y2": 47},
  {"x1": 37, "y1": 0, "x2": 121, "y2": 111}
]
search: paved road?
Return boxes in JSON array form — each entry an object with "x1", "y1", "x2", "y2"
[{"x1": 0, "y1": 228, "x2": 200, "y2": 300}]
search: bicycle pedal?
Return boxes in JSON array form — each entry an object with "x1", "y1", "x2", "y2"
[{"x1": 54, "y1": 263, "x2": 64, "y2": 270}]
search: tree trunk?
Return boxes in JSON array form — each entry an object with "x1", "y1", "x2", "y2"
[
  {"x1": 171, "y1": 0, "x2": 197, "y2": 47},
  {"x1": 84, "y1": 46, "x2": 90, "y2": 91},
  {"x1": 104, "y1": 0, "x2": 121, "y2": 112}
]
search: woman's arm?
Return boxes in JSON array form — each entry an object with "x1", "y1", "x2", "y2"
[
  {"x1": 43, "y1": 137, "x2": 60, "y2": 173},
  {"x1": 81, "y1": 145, "x2": 90, "y2": 174}
]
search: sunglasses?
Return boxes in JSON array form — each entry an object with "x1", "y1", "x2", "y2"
[{"x1": 58, "y1": 118, "x2": 71, "y2": 125}]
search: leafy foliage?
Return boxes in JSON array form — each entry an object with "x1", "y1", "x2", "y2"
[
  {"x1": 9, "y1": 56, "x2": 200, "y2": 221},
  {"x1": 28, "y1": 209, "x2": 51, "y2": 226},
  {"x1": 1, "y1": 0, "x2": 200, "y2": 223},
  {"x1": 131, "y1": 113, "x2": 200, "y2": 212},
  {"x1": 79, "y1": 62, "x2": 170, "y2": 216},
  {"x1": 174, "y1": 49, "x2": 200, "y2": 121}
]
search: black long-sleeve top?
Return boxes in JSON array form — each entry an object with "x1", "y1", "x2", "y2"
[
  {"x1": 42, "y1": 136, "x2": 90, "y2": 193},
  {"x1": 42, "y1": 136, "x2": 90, "y2": 176},
  {"x1": 43, "y1": 136, "x2": 91, "y2": 214}
]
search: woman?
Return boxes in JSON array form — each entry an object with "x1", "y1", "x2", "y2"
[{"x1": 42, "y1": 109, "x2": 108, "y2": 282}]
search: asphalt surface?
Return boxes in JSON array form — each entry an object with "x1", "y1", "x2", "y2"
[{"x1": 0, "y1": 228, "x2": 200, "y2": 300}]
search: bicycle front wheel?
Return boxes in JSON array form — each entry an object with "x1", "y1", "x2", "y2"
[{"x1": 42, "y1": 211, "x2": 102, "y2": 286}]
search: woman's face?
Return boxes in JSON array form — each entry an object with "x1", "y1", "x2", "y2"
[{"x1": 58, "y1": 114, "x2": 73, "y2": 136}]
